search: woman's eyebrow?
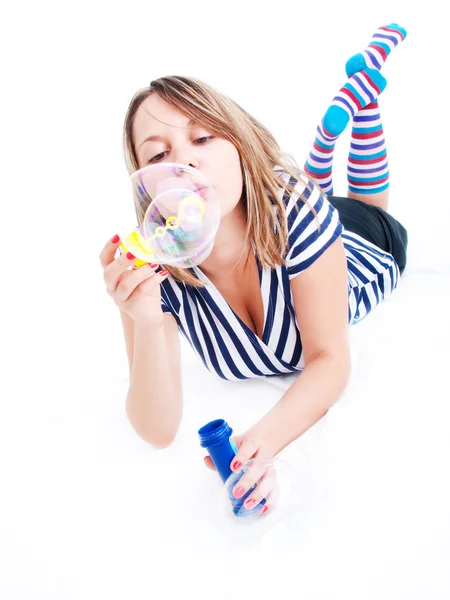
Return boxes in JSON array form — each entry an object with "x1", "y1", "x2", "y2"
[{"x1": 138, "y1": 118, "x2": 198, "y2": 150}]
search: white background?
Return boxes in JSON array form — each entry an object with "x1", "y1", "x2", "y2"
[{"x1": 1, "y1": 1, "x2": 449, "y2": 599}]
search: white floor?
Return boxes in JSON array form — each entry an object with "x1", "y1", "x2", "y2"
[{"x1": 2, "y1": 266, "x2": 450, "y2": 599}]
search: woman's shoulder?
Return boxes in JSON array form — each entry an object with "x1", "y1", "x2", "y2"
[
  {"x1": 271, "y1": 164, "x2": 327, "y2": 218},
  {"x1": 272, "y1": 164, "x2": 308, "y2": 185},
  {"x1": 273, "y1": 166, "x2": 343, "y2": 276}
]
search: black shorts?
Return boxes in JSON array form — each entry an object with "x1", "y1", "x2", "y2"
[{"x1": 328, "y1": 196, "x2": 408, "y2": 275}]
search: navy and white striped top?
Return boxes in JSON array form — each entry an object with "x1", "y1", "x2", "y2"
[{"x1": 160, "y1": 168, "x2": 400, "y2": 381}]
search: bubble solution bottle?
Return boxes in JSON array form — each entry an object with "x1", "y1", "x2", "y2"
[{"x1": 198, "y1": 418, "x2": 266, "y2": 517}]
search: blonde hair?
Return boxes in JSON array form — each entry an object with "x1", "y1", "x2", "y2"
[{"x1": 122, "y1": 75, "x2": 317, "y2": 288}]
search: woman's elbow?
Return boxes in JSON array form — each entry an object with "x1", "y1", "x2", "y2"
[
  {"x1": 126, "y1": 413, "x2": 179, "y2": 449},
  {"x1": 135, "y1": 426, "x2": 177, "y2": 449}
]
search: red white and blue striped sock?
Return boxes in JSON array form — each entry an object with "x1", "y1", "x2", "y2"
[
  {"x1": 345, "y1": 23, "x2": 407, "y2": 75},
  {"x1": 304, "y1": 68, "x2": 386, "y2": 195},
  {"x1": 323, "y1": 68, "x2": 386, "y2": 137},
  {"x1": 304, "y1": 121, "x2": 339, "y2": 195},
  {"x1": 347, "y1": 100, "x2": 389, "y2": 194}
]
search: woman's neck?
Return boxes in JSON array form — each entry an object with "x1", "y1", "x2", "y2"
[{"x1": 198, "y1": 202, "x2": 250, "y2": 279}]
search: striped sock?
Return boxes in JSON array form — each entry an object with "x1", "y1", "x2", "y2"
[
  {"x1": 323, "y1": 68, "x2": 387, "y2": 137},
  {"x1": 304, "y1": 68, "x2": 386, "y2": 195},
  {"x1": 304, "y1": 121, "x2": 339, "y2": 195},
  {"x1": 345, "y1": 23, "x2": 407, "y2": 76},
  {"x1": 347, "y1": 100, "x2": 389, "y2": 194}
]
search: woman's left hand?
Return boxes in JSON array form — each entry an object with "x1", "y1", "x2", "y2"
[{"x1": 203, "y1": 429, "x2": 280, "y2": 515}]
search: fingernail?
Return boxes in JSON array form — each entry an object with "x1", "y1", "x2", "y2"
[
  {"x1": 234, "y1": 486, "x2": 245, "y2": 499},
  {"x1": 126, "y1": 252, "x2": 135, "y2": 260},
  {"x1": 244, "y1": 498, "x2": 256, "y2": 509},
  {"x1": 159, "y1": 269, "x2": 168, "y2": 276},
  {"x1": 260, "y1": 505, "x2": 269, "y2": 515},
  {"x1": 112, "y1": 234, "x2": 120, "y2": 244},
  {"x1": 149, "y1": 263, "x2": 158, "y2": 268},
  {"x1": 232, "y1": 460, "x2": 242, "y2": 471}
]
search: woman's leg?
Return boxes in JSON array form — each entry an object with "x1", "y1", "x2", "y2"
[
  {"x1": 304, "y1": 68, "x2": 386, "y2": 196},
  {"x1": 345, "y1": 24, "x2": 407, "y2": 211},
  {"x1": 305, "y1": 23, "x2": 406, "y2": 211},
  {"x1": 345, "y1": 99, "x2": 390, "y2": 211}
]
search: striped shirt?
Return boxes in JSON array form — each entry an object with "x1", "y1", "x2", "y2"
[{"x1": 160, "y1": 168, "x2": 400, "y2": 381}]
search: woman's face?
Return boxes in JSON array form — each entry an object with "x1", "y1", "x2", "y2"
[{"x1": 132, "y1": 93, "x2": 244, "y2": 219}]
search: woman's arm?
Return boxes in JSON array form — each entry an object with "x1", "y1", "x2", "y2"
[
  {"x1": 249, "y1": 352, "x2": 350, "y2": 457},
  {"x1": 248, "y1": 236, "x2": 351, "y2": 456},
  {"x1": 121, "y1": 310, "x2": 183, "y2": 448}
]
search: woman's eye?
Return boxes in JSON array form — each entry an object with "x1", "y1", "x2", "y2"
[
  {"x1": 147, "y1": 137, "x2": 213, "y2": 163},
  {"x1": 195, "y1": 136, "x2": 213, "y2": 144},
  {"x1": 148, "y1": 152, "x2": 166, "y2": 164}
]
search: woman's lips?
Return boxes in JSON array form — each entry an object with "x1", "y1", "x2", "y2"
[{"x1": 195, "y1": 186, "x2": 209, "y2": 199}]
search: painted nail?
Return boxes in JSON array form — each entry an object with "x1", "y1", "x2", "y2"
[
  {"x1": 244, "y1": 498, "x2": 256, "y2": 509},
  {"x1": 159, "y1": 269, "x2": 168, "y2": 276},
  {"x1": 234, "y1": 486, "x2": 245, "y2": 499},
  {"x1": 112, "y1": 234, "x2": 120, "y2": 244},
  {"x1": 126, "y1": 252, "x2": 135, "y2": 260},
  {"x1": 232, "y1": 460, "x2": 242, "y2": 471},
  {"x1": 149, "y1": 263, "x2": 158, "y2": 268},
  {"x1": 260, "y1": 505, "x2": 269, "y2": 515}
]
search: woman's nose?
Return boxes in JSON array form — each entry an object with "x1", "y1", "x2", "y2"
[
  {"x1": 171, "y1": 158, "x2": 200, "y2": 189},
  {"x1": 176, "y1": 161, "x2": 197, "y2": 170},
  {"x1": 172, "y1": 149, "x2": 199, "y2": 170}
]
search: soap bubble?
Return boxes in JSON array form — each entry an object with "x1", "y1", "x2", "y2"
[{"x1": 118, "y1": 163, "x2": 220, "y2": 268}]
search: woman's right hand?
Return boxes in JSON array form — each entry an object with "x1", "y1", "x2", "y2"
[{"x1": 99, "y1": 234, "x2": 169, "y2": 329}]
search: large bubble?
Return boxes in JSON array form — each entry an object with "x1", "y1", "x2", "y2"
[{"x1": 119, "y1": 163, "x2": 220, "y2": 268}]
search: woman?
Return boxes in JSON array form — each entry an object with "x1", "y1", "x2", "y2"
[{"x1": 99, "y1": 24, "x2": 408, "y2": 514}]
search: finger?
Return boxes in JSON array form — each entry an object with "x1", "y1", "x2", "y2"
[
  {"x1": 260, "y1": 480, "x2": 281, "y2": 513},
  {"x1": 105, "y1": 249, "x2": 157, "y2": 296},
  {"x1": 242, "y1": 466, "x2": 277, "y2": 511},
  {"x1": 232, "y1": 456, "x2": 273, "y2": 500},
  {"x1": 99, "y1": 234, "x2": 122, "y2": 270},
  {"x1": 230, "y1": 435, "x2": 243, "y2": 448},
  {"x1": 203, "y1": 456, "x2": 216, "y2": 471},
  {"x1": 116, "y1": 266, "x2": 167, "y2": 304},
  {"x1": 255, "y1": 483, "x2": 281, "y2": 517},
  {"x1": 229, "y1": 435, "x2": 258, "y2": 472}
]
